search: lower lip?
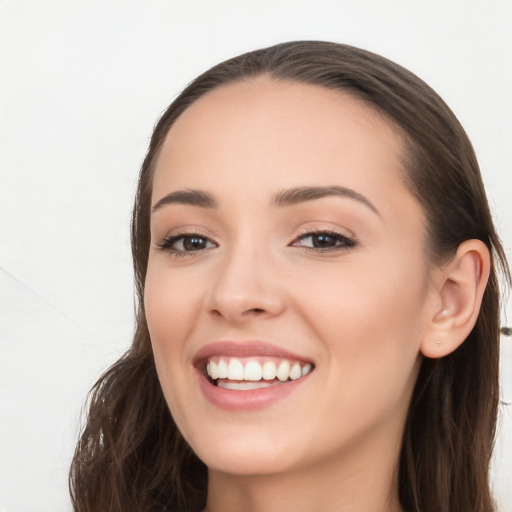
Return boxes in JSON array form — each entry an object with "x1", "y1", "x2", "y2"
[{"x1": 196, "y1": 369, "x2": 311, "y2": 411}]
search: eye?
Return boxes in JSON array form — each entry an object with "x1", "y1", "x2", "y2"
[
  {"x1": 291, "y1": 230, "x2": 356, "y2": 252},
  {"x1": 157, "y1": 233, "x2": 217, "y2": 255}
]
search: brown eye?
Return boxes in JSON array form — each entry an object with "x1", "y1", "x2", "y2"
[
  {"x1": 292, "y1": 231, "x2": 356, "y2": 251},
  {"x1": 157, "y1": 234, "x2": 216, "y2": 255},
  {"x1": 309, "y1": 233, "x2": 339, "y2": 248},
  {"x1": 181, "y1": 236, "x2": 210, "y2": 251}
]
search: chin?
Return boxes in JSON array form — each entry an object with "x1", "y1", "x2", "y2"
[
  {"x1": 200, "y1": 450, "x2": 294, "y2": 477},
  {"x1": 185, "y1": 425, "x2": 304, "y2": 476}
]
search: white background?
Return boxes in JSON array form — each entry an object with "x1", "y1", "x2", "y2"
[{"x1": 1, "y1": 1, "x2": 511, "y2": 511}]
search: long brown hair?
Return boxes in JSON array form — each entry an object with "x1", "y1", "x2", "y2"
[{"x1": 69, "y1": 41, "x2": 510, "y2": 512}]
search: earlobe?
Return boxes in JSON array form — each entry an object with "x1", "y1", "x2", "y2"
[{"x1": 421, "y1": 240, "x2": 491, "y2": 359}]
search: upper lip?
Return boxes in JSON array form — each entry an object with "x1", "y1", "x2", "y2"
[{"x1": 192, "y1": 341, "x2": 314, "y2": 364}]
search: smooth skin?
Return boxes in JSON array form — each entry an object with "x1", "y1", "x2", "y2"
[{"x1": 144, "y1": 78, "x2": 490, "y2": 512}]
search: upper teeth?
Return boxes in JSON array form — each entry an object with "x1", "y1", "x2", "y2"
[{"x1": 206, "y1": 358, "x2": 312, "y2": 382}]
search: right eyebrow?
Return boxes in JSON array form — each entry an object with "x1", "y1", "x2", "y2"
[{"x1": 151, "y1": 189, "x2": 218, "y2": 212}]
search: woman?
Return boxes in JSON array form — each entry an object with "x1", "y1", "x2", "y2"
[{"x1": 69, "y1": 41, "x2": 510, "y2": 512}]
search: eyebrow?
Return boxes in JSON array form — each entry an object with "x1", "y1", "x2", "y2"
[
  {"x1": 151, "y1": 185, "x2": 379, "y2": 216},
  {"x1": 273, "y1": 186, "x2": 380, "y2": 216},
  {"x1": 152, "y1": 189, "x2": 217, "y2": 212}
]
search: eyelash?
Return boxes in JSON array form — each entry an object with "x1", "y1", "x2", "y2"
[
  {"x1": 156, "y1": 232, "x2": 217, "y2": 257},
  {"x1": 291, "y1": 229, "x2": 356, "y2": 253},
  {"x1": 156, "y1": 229, "x2": 356, "y2": 257}
]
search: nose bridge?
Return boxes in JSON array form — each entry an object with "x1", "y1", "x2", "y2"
[{"x1": 207, "y1": 231, "x2": 284, "y2": 321}]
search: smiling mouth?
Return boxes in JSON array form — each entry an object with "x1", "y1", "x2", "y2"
[{"x1": 205, "y1": 357, "x2": 314, "y2": 390}]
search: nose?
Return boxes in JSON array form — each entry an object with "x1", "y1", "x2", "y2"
[{"x1": 206, "y1": 243, "x2": 286, "y2": 324}]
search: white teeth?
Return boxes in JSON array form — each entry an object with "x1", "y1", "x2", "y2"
[
  {"x1": 301, "y1": 363, "x2": 312, "y2": 376},
  {"x1": 244, "y1": 361, "x2": 263, "y2": 381},
  {"x1": 277, "y1": 361, "x2": 291, "y2": 382},
  {"x1": 209, "y1": 361, "x2": 218, "y2": 379},
  {"x1": 227, "y1": 358, "x2": 244, "y2": 380},
  {"x1": 217, "y1": 359, "x2": 228, "y2": 378},
  {"x1": 217, "y1": 380, "x2": 275, "y2": 390},
  {"x1": 289, "y1": 363, "x2": 302, "y2": 380},
  {"x1": 262, "y1": 361, "x2": 277, "y2": 380},
  {"x1": 206, "y1": 357, "x2": 314, "y2": 383}
]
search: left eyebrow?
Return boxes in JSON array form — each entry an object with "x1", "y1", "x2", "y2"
[{"x1": 273, "y1": 186, "x2": 380, "y2": 216}]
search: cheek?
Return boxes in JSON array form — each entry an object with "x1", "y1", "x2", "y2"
[
  {"x1": 144, "y1": 264, "x2": 201, "y2": 425},
  {"x1": 144, "y1": 263, "x2": 201, "y2": 350},
  {"x1": 299, "y1": 255, "x2": 427, "y2": 339},
  {"x1": 294, "y1": 251, "x2": 428, "y2": 411}
]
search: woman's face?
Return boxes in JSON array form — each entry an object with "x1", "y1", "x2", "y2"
[{"x1": 145, "y1": 78, "x2": 434, "y2": 476}]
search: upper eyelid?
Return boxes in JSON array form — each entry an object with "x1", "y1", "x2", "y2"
[
  {"x1": 292, "y1": 226, "x2": 356, "y2": 242},
  {"x1": 296, "y1": 227, "x2": 349, "y2": 236},
  {"x1": 293, "y1": 219, "x2": 356, "y2": 236},
  {"x1": 155, "y1": 225, "x2": 220, "y2": 244}
]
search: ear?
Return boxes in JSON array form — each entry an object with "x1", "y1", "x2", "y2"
[{"x1": 421, "y1": 239, "x2": 491, "y2": 358}]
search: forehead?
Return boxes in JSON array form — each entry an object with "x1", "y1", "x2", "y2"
[{"x1": 152, "y1": 78, "x2": 410, "y2": 210}]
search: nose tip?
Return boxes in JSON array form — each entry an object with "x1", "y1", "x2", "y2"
[
  {"x1": 209, "y1": 290, "x2": 285, "y2": 324},
  {"x1": 206, "y1": 257, "x2": 285, "y2": 324}
]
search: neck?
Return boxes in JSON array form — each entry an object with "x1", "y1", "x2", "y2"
[{"x1": 203, "y1": 429, "x2": 404, "y2": 512}]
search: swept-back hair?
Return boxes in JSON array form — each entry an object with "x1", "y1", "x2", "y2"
[{"x1": 70, "y1": 41, "x2": 510, "y2": 512}]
